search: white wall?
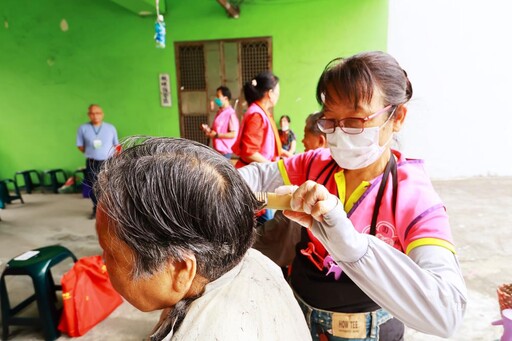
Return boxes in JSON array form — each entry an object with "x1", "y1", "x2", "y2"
[{"x1": 388, "y1": 0, "x2": 512, "y2": 179}]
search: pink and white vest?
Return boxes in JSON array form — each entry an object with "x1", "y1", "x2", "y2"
[
  {"x1": 280, "y1": 148, "x2": 454, "y2": 261},
  {"x1": 233, "y1": 103, "x2": 277, "y2": 164},
  {"x1": 211, "y1": 106, "x2": 238, "y2": 155}
]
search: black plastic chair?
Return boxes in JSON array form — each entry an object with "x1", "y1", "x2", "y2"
[
  {"x1": 0, "y1": 245, "x2": 77, "y2": 340},
  {"x1": 0, "y1": 179, "x2": 24, "y2": 207},
  {"x1": 42, "y1": 169, "x2": 68, "y2": 194},
  {"x1": 14, "y1": 170, "x2": 43, "y2": 194},
  {"x1": 72, "y1": 167, "x2": 86, "y2": 193}
]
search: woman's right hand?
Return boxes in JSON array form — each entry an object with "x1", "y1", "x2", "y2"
[
  {"x1": 200, "y1": 123, "x2": 211, "y2": 137},
  {"x1": 200, "y1": 123, "x2": 210, "y2": 132},
  {"x1": 283, "y1": 180, "x2": 338, "y2": 228},
  {"x1": 284, "y1": 180, "x2": 367, "y2": 264}
]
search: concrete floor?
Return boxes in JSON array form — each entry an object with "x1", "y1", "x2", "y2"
[{"x1": 0, "y1": 176, "x2": 510, "y2": 340}]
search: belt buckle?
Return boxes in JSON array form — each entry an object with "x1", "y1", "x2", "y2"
[{"x1": 331, "y1": 312, "x2": 367, "y2": 339}]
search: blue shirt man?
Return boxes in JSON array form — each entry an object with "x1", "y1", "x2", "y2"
[{"x1": 76, "y1": 104, "x2": 119, "y2": 218}]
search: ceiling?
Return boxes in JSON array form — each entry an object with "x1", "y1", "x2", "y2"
[
  {"x1": 110, "y1": 0, "x2": 166, "y2": 16},
  {"x1": 110, "y1": 0, "x2": 240, "y2": 18}
]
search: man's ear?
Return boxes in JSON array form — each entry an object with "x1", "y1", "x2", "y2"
[
  {"x1": 168, "y1": 255, "x2": 197, "y2": 302},
  {"x1": 393, "y1": 104, "x2": 408, "y2": 132}
]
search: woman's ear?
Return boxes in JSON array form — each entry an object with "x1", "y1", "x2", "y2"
[{"x1": 393, "y1": 104, "x2": 407, "y2": 132}]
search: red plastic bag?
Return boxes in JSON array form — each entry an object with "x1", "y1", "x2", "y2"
[{"x1": 58, "y1": 255, "x2": 123, "y2": 337}]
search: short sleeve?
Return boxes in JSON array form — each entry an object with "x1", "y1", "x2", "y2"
[
  {"x1": 240, "y1": 114, "x2": 264, "y2": 156},
  {"x1": 289, "y1": 130, "x2": 296, "y2": 142},
  {"x1": 401, "y1": 204, "x2": 454, "y2": 254},
  {"x1": 281, "y1": 149, "x2": 329, "y2": 186},
  {"x1": 76, "y1": 126, "x2": 84, "y2": 147},
  {"x1": 113, "y1": 126, "x2": 119, "y2": 145},
  {"x1": 393, "y1": 160, "x2": 455, "y2": 254},
  {"x1": 281, "y1": 148, "x2": 339, "y2": 195},
  {"x1": 228, "y1": 113, "x2": 239, "y2": 132}
]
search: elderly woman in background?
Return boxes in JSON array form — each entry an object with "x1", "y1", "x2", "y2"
[
  {"x1": 301, "y1": 111, "x2": 326, "y2": 151},
  {"x1": 94, "y1": 137, "x2": 310, "y2": 340}
]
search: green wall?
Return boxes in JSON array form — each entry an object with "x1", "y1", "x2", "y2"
[{"x1": 0, "y1": 0, "x2": 387, "y2": 179}]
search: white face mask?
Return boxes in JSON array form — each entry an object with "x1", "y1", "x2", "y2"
[{"x1": 327, "y1": 119, "x2": 394, "y2": 170}]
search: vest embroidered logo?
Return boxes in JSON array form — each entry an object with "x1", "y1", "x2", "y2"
[{"x1": 362, "y1": 221, "x2": 399, "y2": 248}]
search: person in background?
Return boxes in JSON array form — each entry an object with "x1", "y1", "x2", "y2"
[
  {"x1": 233, "y1": 71, "x2": 282, "y2": 224},
  {"x1": 232, "y1": 71, "x2": 282, "y2": 168},
  {"x1": 76, "y1": 104, "x2": 119, "y2": 219},
  {"x1": 302, "y1": 112, "x2": 327, "y2": 152},
  {"x1": 239, "y1": 51, "x2": 466, "y2": 340},
  {"x1": 201, "y1": 85, "x2": 239, "y2": 159},
  {"x1": 94, "y1": 137, "x2": 310, "y2": 341},
  {"x1": 279, "y1": 115, "x2": 297, "y2": 158}
]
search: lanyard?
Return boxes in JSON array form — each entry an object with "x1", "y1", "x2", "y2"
[
  {"x1": 306, "y1": 154, "x2": 338, "y2": 188},
  {"x1": 91, "y1": 123, "x2": 102, "y2": 136},
  {"x1": 370, "y1": 154, "x2": 398, "y2": 236}
]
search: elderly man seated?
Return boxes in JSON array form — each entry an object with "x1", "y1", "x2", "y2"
[{"x1": 94, "y1": 136, "x2": 310, "y2": 341}]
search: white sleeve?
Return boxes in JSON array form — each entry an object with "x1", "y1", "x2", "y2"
[
  {"x1": 238, "y1": 162, "x2": 285, "y2": 192},
  {"x1": 310, "y1": 200, "x2": 467, "y2": 338}
]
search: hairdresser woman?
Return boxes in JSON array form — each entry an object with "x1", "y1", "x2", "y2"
[
  {"x1": 233, "y1": 71, "x2": 282, "y2": 168},
  {"x1": 239, "y1": 51, "x2": 467, "y2": 340}
]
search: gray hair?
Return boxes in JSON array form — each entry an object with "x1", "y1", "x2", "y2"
[
  {"x1": 305, "y1": 111, "x2": 325, "y2": 136},
  {"x1": 95, "y1": 136, "x2": 260, "y2": 281}
]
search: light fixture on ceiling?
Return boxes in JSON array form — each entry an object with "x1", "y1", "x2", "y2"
[{"x1": 216, "y1": 0, "x2": 240, "y2": 19}]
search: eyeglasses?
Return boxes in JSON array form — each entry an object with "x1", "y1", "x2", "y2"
[{"x1": 316, "y1": 105, "x2": 396, "y2": 135}]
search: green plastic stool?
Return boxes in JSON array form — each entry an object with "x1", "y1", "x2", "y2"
[{"x1": 0, "y1": 245, "x2": 77, "y2": 340}]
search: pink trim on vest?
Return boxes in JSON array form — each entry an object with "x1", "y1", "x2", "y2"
[{"x1": 233, "y1": 103, "x2": 276, "y2": 163}]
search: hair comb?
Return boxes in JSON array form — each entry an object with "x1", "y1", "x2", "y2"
[{"x1": 254, "y1": 192, "x2": 298, "y2": 211}]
